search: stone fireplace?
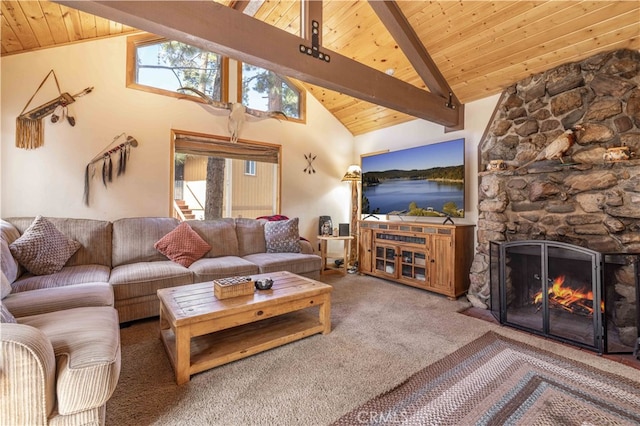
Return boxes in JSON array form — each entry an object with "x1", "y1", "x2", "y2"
[{"x1": 468, "y1": 49, "x2": 640, "y2": 350}]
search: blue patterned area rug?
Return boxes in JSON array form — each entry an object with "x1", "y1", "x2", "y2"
[{"x1": 333, "y1": 332, "x2": 640, "y2": 425}]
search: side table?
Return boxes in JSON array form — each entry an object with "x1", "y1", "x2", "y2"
[{"x1": 317, "y1": 235, "x2": 354, "y2": 275}]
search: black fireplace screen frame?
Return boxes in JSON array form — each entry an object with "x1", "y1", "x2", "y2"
[{"x1": 490, "y1": 240, "x2": 639, "y2": 354}]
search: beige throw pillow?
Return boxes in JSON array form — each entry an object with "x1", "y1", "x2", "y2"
[{"x1": 9, "y1": 216, "x2": 81, "y2": 276}]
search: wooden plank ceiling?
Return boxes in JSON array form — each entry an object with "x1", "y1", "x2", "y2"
[{"x1": 2, "y1": 1, "x2": 639, "y2": 136}]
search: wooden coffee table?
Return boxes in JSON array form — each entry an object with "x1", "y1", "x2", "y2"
[{"x1": 157, "y1": 271, "x2": 332, "y2": 384}]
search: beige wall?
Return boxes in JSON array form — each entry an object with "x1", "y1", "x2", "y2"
[
  {"x1": 1, "y1": 34, "x2": 500, "y2": 243},
  {"x1": 0, "y1": 35, "x2": 354, "y2": 240}
]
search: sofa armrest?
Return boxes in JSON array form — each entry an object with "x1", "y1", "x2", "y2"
[
  {"x1": 300, "y1": 239, "x2": 315, "y2": 255},
  {"x1": 1, "y1": 323, "x2": 56, "y2": 425},
  {"x1": 3, "y1": 283, "x2": 114, "y2": 318}
]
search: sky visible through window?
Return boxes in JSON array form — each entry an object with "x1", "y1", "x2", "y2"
[
  {"x1": 242, "y1": 66, "x2": 270, "y2": 111},
  {"x1": 136, "y1": 41, "x2": 267, "y2": 108},
  {"x1": 137, "y1": 43, "x2": 183, "y2": 91}
]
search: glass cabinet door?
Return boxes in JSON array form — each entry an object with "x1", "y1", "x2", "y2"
[
  {"x1": 375, "y1": 245, "x2": 396, "y2": 276},
  {"x1": 400, "y1": 250, "x2": 427, "y2": 283}
]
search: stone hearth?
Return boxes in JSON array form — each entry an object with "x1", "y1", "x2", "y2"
[{"x1": 469, "y1": 49, "x2": 640, "y2": 309}]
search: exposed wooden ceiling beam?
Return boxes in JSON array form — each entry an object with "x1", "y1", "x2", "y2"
[
  {"x1": 368, "y1": 0, "x2": 463, "y2": 131},
  {"x1": 54, "y1": 0, "x2": 460, "y2": 128}
]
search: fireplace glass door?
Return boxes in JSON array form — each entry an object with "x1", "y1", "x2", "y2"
[{"x1": 493, "y1": 241, "x2": 603, "y2": 352}]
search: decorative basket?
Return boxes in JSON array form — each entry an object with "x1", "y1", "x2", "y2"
[{"x1": 213, "y1": 276, "x2": 254, "y2": 300}]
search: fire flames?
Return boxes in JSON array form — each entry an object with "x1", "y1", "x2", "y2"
[{"x1": 533, "y1": 275, "x2": 604, "y2": 316}]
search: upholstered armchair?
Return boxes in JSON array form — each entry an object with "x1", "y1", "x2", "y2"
[{"x1": 1, "y1": 282, "x2": 121, "y2": 425}]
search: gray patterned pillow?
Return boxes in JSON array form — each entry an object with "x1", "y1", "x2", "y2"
[
  {"x1": 9, "y1": 216, "x2": 81, "y2": 276},
  {"x1": 264, "y1": 218, "x2": 301, "y2": 253}
]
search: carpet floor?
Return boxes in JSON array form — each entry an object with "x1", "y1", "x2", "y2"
[
  {"x1": 107, "y1": 274, "x2": 640, "y2": 425},
  {"x1": 333, "y1": 331, "x2": 640, "y2": 425}
]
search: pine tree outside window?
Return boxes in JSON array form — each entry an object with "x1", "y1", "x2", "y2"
[
  {"x1": 127, "y1": 34, "x2": 226, "y2": 102},
  {"x1": 241, "y1": 63, "x2": 304, "y2": 122}
]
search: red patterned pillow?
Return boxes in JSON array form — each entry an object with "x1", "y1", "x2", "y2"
[{"x1": 154, "y1": 222, "x2": 212, "y2": 267}]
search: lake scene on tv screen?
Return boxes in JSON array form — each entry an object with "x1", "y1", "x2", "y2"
[{"x1": 361, "y1": 139, "x2": 465, "y2": 218}]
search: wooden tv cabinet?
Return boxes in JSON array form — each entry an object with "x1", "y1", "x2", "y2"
[{"x1": 358, "y1": 220, "x2": 475, "y2": 299}]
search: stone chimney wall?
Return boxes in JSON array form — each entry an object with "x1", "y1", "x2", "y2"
[{"x1": 469, "y1": 49, "x2": 640, "y2": 307}]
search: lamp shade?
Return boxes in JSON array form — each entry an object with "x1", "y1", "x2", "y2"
[{"x1": 342, "y1": 165, "x2": 361, "y2": 181}]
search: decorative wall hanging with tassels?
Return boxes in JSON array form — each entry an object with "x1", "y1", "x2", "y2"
[
  {"x1": 83, "y1": 133, "x2": 139, "y2": 206},
  {"x1": 16, "y1": 69, "x2": 93, "y2": 150}
]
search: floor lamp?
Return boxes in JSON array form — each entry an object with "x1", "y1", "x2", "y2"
[{"x1": 342, "y1": 165, "x2": 361, "y2": 270}]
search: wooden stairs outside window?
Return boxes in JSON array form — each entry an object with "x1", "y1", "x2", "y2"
[{"x1": 175, "y1": 200, "x2": 196, "y2": 220}]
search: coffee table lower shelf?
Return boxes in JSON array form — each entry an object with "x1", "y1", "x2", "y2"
[{"x1": 160, "y1": 311, "x2": 324, "y2": 381}]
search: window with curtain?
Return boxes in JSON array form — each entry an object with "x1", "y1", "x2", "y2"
[{"x1": 172, "y1": 131, "x2": 281, "y2": 220}]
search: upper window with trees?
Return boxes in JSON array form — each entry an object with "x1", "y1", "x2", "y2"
[
  {"x1": 241, "y1": 63, "x2": 304, "y2": 121},
  {"x1": 127, "y1": 34, "x2": 226, "y2": 101}
]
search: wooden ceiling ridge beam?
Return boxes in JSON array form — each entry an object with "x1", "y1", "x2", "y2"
[
  {"x1": 301, "y1": 0, "x2": 322, "y2": 49},
  {"x1": 53, "y1": 0, "x2": 459, "y2": 129},
  {"x1": 367, "y1": 1, "x2": 458, "y2": 103},
  {"x1": 229, "y1": 1, "x2": 250, "y2": 13},
  {"x1": 230, "y1": 0, "x2": 264, "y2": 17},
  {"x1": 368, "y1": 0, "x2": 463, "y2": 131}
]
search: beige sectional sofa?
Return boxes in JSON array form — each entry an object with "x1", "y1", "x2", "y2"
[
  {"x1": 1, "y1": 215, "x2": 320, "y2": 425},
  {"x1": 1, "y1": 285, "x2": 121, "y2": 425},
  {"x1": 2, "y1": 216, "x2": 321, "y2": 323},
  {"x1": 1, "y1": 232, "x2": 120, "y2": 426}
]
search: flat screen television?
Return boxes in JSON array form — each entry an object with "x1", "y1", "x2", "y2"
[{"x1": 361, "y1": 138, "x2": 465, "y2": 218}]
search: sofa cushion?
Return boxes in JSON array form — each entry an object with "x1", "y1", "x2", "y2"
[
  {"x1": 19, "y1": 306, "x2": 121, "y2": 415},
  {"x1": 154, "y1": 222, "x2": 211, "y2": 267},
  {"x1": 3, "y1": 283, "x2": 114, "y2": 318},
  {"x1": 0, "y1": 268, "x2": 14, "y2": 322},
  {"x1": 187, "y1": 219, "x2": 239, "y2": 257},
  {"x1": 264, "y1": 218, "x2": 301, "y2": 253},
  {"x1": 6, "y1": 217, "x2": 112, "y2": 268},
  {"x1": 1, "y1": 272, "x2": 10, "y2": 299},
  {"x1": 10, "y1": 264, "x2": 111, "y2": 294},
  {"x1": 112, "y1": 217, "x2": 180, "y2": 267},
  {"x1": 1, "y1": 303, "x2": 17, "y2": 323},
  {"x1": 109, "y1": 261, "x2": 193, "y2": 300},
  {"x1": 235, "y1": 218, "x2": 266, "y2": 256},
  {"x1": 1, "y1": 240, "x2": 19, "y2": 284},
  {"x1": 243, "y1": 252, "x2": 322, "y2": 276},
  {"x1": 188, "y1": 256, "x2": 260, "y2": 282},
  {"x1": 1, "y1": 220, "x2": 22, "y2": 283},
  {"x1": 9, "y1": 216, "x2": 81, "y2": 276}
]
